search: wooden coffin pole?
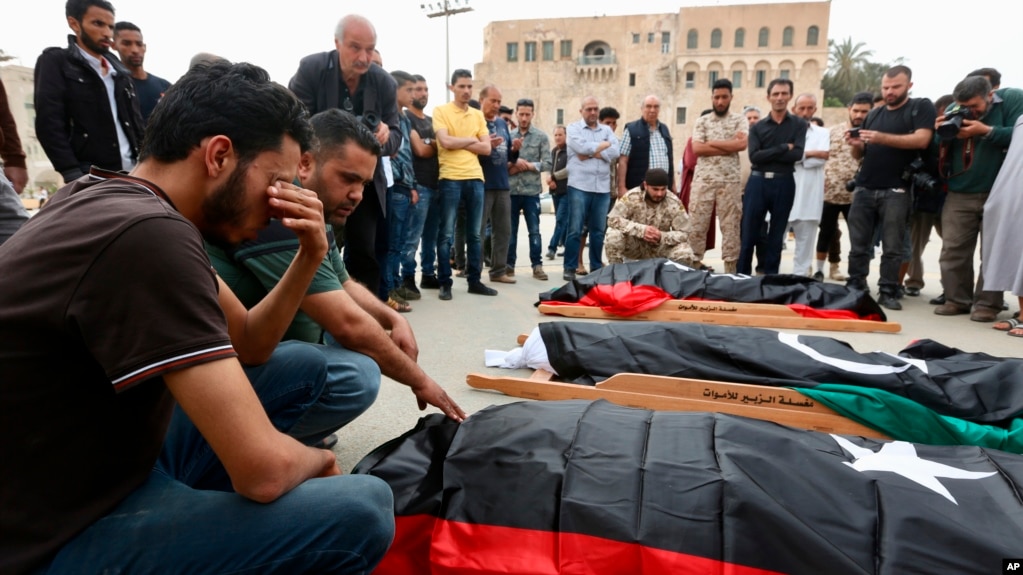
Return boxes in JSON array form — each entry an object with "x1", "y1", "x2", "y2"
[
  {"x1": 538, "y1": 299, "x2": 902, "y2": 333},
  {"x1": 467, "y1": 370, "x2": 888, "y2": 439}
]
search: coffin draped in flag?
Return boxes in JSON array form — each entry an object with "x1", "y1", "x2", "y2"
[
  {"x1": 537, "y1": 258, "x2": 886, "y2": 321},
  {"x1": 537, "y1": 321, "x2": 1023, "y2": 426},
  {"x1": 353, "y1": 400, "x2": 1023, "y2": 575}
]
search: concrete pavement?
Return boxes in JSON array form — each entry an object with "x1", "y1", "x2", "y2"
[{"x1": 333, "y1": 211, "x2": 1021, "y2": 470}]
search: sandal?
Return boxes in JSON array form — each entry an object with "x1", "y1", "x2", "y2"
[
  {"x1": 386, "y1": 296, "x2": 412, "y2": 313},
  {"x1": 1008, "y1": 327, "x2": 1023, "y2": 338},
  {"x1": 993, "y1": 318, "x2": 1022, "y2": 332}
]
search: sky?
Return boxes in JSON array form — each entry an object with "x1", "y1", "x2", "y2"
[{"x1": 2, "y1": 0, "x2": 1022, "y2": 113}]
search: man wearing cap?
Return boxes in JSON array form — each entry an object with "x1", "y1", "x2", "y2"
[{"x1": 605, "y1": 168, "x2": 694, "y2": 266}]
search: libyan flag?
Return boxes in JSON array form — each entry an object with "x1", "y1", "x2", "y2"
[
  {"x1": 354, "y1": 400, "x2": 1023, "y2": 575},
  {"x1": 537, "y1": 321, "x2": 1023, "y2": 425},
  {"x1": 538, "y1": 258, "x2": 886, "y2": 321}
]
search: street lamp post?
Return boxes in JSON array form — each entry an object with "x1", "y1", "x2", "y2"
[{"x1": 420, "y1": 1, "x2": 474, "y2": 102}]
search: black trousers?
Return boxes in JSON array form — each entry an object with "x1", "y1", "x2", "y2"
[{"x1": 344, "y1": 185, "x2": 388, "y2": 301}]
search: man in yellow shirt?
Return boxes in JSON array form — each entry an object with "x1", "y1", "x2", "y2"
[{"x1": 433, "y1": 69, "x2": 496, "y2": 300}]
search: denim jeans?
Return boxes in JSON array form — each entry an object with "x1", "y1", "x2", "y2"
[
  {"x1": 847, "y1": 186, "x2": 910, "y2": 295},
  {"x1": 738, "y1": 174, "x2": 795, "y2": 275},
  {"x1": 158, "y1": 340, "x2": 380, "y2": 490},
  {"x1": 438, "y1": 179, "x2": 484, "y2": 285},
  {"x1": 548, "y1": 193, "x2": 569, "y2": 251},
  {"x1": 402, "y1": 185, "x2": 437, "y2": 279},
  {"x1": 386, "y1": 185, "x2": 413, "y2": 294},
  {"x1": 563, "y1": 187, "x2": 610, "y2": 273},
  {"x1": 509, "y1": 194, "x2": 543, "y2": 268},
  {"x1": 0, "y1": 172, "x2": 29, "y2": 246},
  {"x1": 37, "y1": 341, "x2": 391, "y2": 575}
]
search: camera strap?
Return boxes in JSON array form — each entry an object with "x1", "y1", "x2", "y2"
[{"x1": 938, "y1": 137, "x2": 975, "y2": 179}]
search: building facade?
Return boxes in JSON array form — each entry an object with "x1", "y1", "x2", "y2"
[{"x1": 474, "y1": 2, "x2": 830, "y2": 140}]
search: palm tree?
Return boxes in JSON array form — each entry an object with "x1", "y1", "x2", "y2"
[{"x1": 822, "y1": 38, "x2": 875, "y2": 105}]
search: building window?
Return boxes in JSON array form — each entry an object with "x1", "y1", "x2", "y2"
[
  {"x1": 755, "y1": 69, "x2": 766, "y2": 88},
  {"x1": 783, "y1": 26, "x2": 794, "y2": 47},
  {"x1": 675, "y1": 107, "x2": 687, "y2": 124},
  {"x1": 758, "y1": 27, "x2": 769, "y2": 47},
  {"x1": 780, "y1": 69, "x2": 791, "y2": 79},
  {"x1": 732, "y1": 70, "x2": 742, "y2": 88},
  {"x1": 629, "y1": 73, "x2": 636, "y2": 87},
  {"x1": 708, "y1": 70, "x2": 719, "y2": 88},
  {"x1": 807, "y1": 26, "x2": 819, "y2": 46},
  {"x1": 542, "y1": 41, "x2": 554, "y2": 61},
  {"x1": 632, "y1": 33, "x2": 640, "y2": 44},
  {"x1": 735, "y1": 28, "x2": 745, "y2": 48},
  {"x1": 524, "y1": 42, "x2": 537, "y2": 62},
  {"x1": 711, "y1": 28, "x2": 722, "y2": 49},
  {"x1": 686, "y1": 29, "x2": 698, "y2": 49},
  {"x1": 685, "y1": 71, "x2": 695, "y2": 89},
  {"x1": 506, "y1": 42, "x2": 518, "y2": 62},
  {"x1": 556, "y1": 108, "x2": 564, "y2": 125},
  {"x1": 560, "y1": 40, "x2": 572, "y2": 58},
  {"x1": 661, "y1": 32, "x2": 670, "y2": 53},
  {"x1": 648, "y1": 32, "x2": 655, "y2": 43}
]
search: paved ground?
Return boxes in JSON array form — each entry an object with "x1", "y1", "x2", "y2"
[{"x1": 333, "y1": 211, "x2": 1021, "y2": 471}]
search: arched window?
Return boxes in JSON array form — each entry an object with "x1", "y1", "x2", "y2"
[
  {"x1": 710, "y1": 28, "x2": 722, "y2": 49},
  {"x1": 782, "y1": 26, "x2": 794, "y2": 47},
  {"x1": 807, "y1": 25, "x2": 820, "y2": 46},
  {"x1": 687, "y1": 29, "x2": 698, "y2": 49},
  {"x1": 734, "y1": 28, "x2": 745, "y2": 48},
  {"x1": 758, "y1": 27, "x2": 769, "y2": 47}
]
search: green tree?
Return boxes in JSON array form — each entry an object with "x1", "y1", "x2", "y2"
[{"x1": 822, "y1": 38, "x2": 874, "y2": 106}]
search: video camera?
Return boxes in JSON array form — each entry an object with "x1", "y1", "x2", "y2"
[
  {"x1": 936, "y1": 104, "x2": 974, "y2": 140},
  {"x1": 901, "y1": 157, "x2": 938, "y2": 192}
]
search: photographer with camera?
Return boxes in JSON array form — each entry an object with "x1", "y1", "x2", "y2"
[
  {"x1": 845, "y1": 66, "x2": 936, "y2": 310},
  {"x1": 289, "y1": 15, "x2": 402, "y2": 302},
  {"x1": 932, "y1": 75, "x2": 1023, "y2": 321}
]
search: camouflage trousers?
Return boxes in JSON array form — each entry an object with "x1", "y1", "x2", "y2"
[
  {"x1": 687, "y1": 180, "x2": 742, "y2": 263},
  {"x1": 605, "y1": 228, "x2": 694, "y2": 266}
]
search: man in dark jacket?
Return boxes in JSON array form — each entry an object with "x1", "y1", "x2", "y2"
[
  {"x1": 617, "y1": 95, "x2": 674, "y2": 197},
  {"x1": 289, "y1": 14, "x2": 401, "y2": 301},
  {"x1": 34, "y1": 0, "x2": 144, "y2": 183}
]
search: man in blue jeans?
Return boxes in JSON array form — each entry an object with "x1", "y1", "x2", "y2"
[
  {"x1": 399, "y1": 74, "x2": 441, "y2": 297},
  {"x1": 563, "y1": 96, "x2": 620, "y2": 281},
  {"x1": 433, "y1": 68, "x2": 496, "y2": 299},
  {"x1": 0, "y1": 61, "x2": 394, "y2": 575},
  {"x1": 508, "y1": 97, "x2": 552, "y2": 280}
]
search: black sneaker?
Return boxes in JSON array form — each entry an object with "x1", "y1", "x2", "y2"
[
  {"x1": 562, "y1": 271, "x2": 576, "y2": 282},
  {"x1": 545, "y1": 248, "x2": 556, "y2": 260},
  {"x1": 846, "y1": 278, "x2": 867, "y2": 291},
  {"x1": 420, "y1": 274, "x2": 440, "y2": 289},
  {"x1": 438, "y1": 285, "x2": 452, "y2": 300},
  {"x1": 812, "y1": 271, "x2": 824, "y2": 282},
  {"x1": 400, "y1": 276, "x2": 422, "y2": 300},
  {"x1": 929, "y1": 292, "x2": 946, "y2": 305},
  {"x1": 878, "y1": 293, "x2": 902, "y2": 311},
  {"x1": 905, "y1": 286, "x2": 921, "y2": 297},
  {"x1": 896, "y1": 285, "x2": 906, "y2": 299},
  {"x1": 467, "y1": 281, "x2": 498, "y2": 296}
]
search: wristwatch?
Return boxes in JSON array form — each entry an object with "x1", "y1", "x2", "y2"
[{"x1": 423, "y1": 138, "x2": 433, "y2": 145}]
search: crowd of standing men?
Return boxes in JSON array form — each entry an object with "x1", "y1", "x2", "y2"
[{"x1": 2, "y1": 1, "x2": 1023, "y2": 573}]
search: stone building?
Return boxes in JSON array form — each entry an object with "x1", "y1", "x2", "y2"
[
  {"x1": 0, "y1": 64, "x2": 61, "y2": 193},
  {"x1": 473, "y1": 1, "x2": 830, "y2": 140}
]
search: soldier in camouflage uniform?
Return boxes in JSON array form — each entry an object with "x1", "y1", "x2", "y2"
[
  {"x1": 817, "y1": 92, "x2": 872, "y2": 281},
  {"x1": 606, "y1": 168, "x2": 694, "y2": 265},
  {"x1": 688, "y1": 79, "x2": 748, "y2": 274}
]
